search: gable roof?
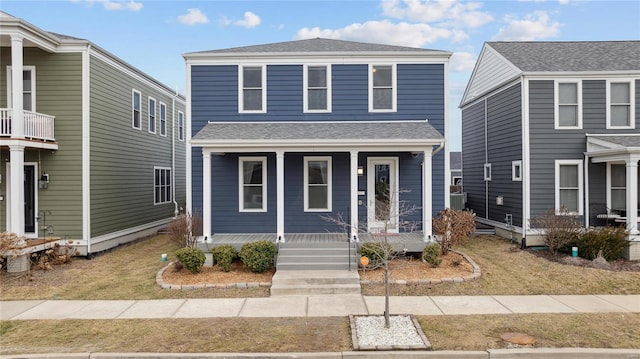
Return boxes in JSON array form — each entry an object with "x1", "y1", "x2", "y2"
[
  {"x1": 460, "y1": 41, "x2": 640, "y2": 107},
  {"x1": 184, "y1": 38, "x2": 451, "y2": 59}
]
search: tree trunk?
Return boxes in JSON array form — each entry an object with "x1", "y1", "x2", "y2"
[{"x1": 384, "y1": 232, "x2": 390, "y2": 328}]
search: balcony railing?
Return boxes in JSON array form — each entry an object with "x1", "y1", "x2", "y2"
[{"x1": 0, "y1": 108, "x2": 55, "y2": 142}]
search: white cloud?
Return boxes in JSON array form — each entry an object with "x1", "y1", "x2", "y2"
[
  {"x1": 492, "y1": 11, "x2": 561, "y2": 41},
  {"x1": 178, "y1": 8, "x2": 208, "y2": 26},
  {"x1": 221, "y1": 11, "x2": 261, "y2": 28},
  {"x1": 74, "y1": 0, "x2": 143, "y2": 11},
  {"x1": 382, "y1": 0, "x2": 493, "y2": 28},
  {"x1": 450, "y1": 52, "x2": 477, "y2": 72},
  {"x1": 296, "y1": 20, "x2": 460, "y2": 47}
]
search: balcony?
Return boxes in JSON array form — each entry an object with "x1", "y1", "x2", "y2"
[{"x1": 0, "y1": 108, "x2": 55, "y2": 142}]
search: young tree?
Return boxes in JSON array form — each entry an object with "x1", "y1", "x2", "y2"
[
  {"x1": 530, "y1": 208, "x2": 582, "y2": 255},
  {"x1": 432, "y1": 208, "x2": 476, "y2": 255}
]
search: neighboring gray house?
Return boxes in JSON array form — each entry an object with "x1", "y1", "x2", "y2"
[
  {"x1": 450, "y1": 151, "x2": 462, "y2": 186},
  {"x1": 0, "y1": 12, "x2": 186, "y2": 259},
  {"x1": 460, "y1": 41, "x2": 639, "y2": 260}
]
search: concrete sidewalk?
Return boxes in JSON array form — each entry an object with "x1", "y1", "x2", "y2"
[{"x1": 2, "y1": 294, "x2": 638, "y2": 320}]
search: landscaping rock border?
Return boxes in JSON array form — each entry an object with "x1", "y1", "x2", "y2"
[{"x1": 155, "y1": 261, "x2": 271, "y2": 290}]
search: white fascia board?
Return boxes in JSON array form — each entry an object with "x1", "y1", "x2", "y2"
[
  {"x1": 194, "y1": 141, "x2": 444, "y2": 154},
  {"x1": 459, "y1": 77, "x2": 522, "y2": 110},
  {"x1": 524, "y1": 71, "x2": 640, "y2": 80},
  {"x1": 185, "y1": 53, "x2": 451, "y2": 66},
  {"x1": 1, "y1": 22, "x2": 60, "y2": 52}
]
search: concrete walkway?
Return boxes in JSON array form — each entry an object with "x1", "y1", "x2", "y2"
[{"x1": 2, "y1": 294, "x2": 638, "y2": 320}]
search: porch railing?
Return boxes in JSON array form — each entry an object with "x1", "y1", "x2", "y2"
[{"x1": 0, "y1": 108, "x2": 56, "y2": 141}]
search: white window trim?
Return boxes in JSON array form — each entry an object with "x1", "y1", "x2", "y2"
[
  {"x1": 304, "y1": 156, "x2": 333, "y2": 212},
  {"x1": 303, "y1": 64, "x2": 332, "y2": 113},
  {"x1": 484, "y1": 163, "x2": 492, "y2": 181},
  {"x1": 178, "y1": 111, "x2": 184, "y2": 141},
  {"x1": 368, "y1": 64, "x2": 397, "y2": 113},
  {"x1": 606, "y1": 79, "x2": 635, "y2": 129},
  {"x1": 239, "y1": 156, "x2": 267, "y2": 212},
  {"x1": 154, "y1": 166, "x2": 172, "y2": 205},
  {"x1": 6, "y1": 65, "x2": 36, "y2": 112},
  {"x1": 606, "y1": 162, "x2": 627, "y2": 212},
  {"x1": 512, "y1": 160, "x2": 523, "y2": 181},
  {"x1": 148, "y1": 96, "x2": 156, "y2": 134},
  {"x1": 159, "y1": 102, "x2": 167, "y2": 137},
  {"x1": 554, "y1": 80, "x2": 582, "y2": 129},
  {"x1": 555, "y1": 159, "x2": 584, "y2": 215},
  {"x1": 132, "y1": 89, "x2": 141, "y2": 130},
  {"x1": 238, "y1": 65, "x2": 267, "y2": 113}
]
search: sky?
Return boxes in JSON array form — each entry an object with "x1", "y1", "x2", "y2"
[{"x1": 1, "y1": 0, "x2": 639, "y2": 151}]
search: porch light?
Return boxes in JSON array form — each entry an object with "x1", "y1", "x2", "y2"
[
  {"x1": 357, "y1": 166, "x2": 364, "y2": 176},
  {"x1": 39, "y1": 173, "x2": 49, "y2": 189}
]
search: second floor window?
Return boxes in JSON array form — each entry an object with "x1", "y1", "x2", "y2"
[
  {"x1": 132, "y1": 89, "x2": 141, "y2": 129},
  {"x1": 159, "y1": 102, "x2": 167, "y2": 136},
  {"x1": 608, "y1": 81, "x2": 633, "y2": 128},
  {"x1": 240, "y1": 66, "x2": 265, "y2": 112},
  {"x1": 148, "y1": 97, "x2": 156, "y2": 133},
  {"x1": 556, "y1": 81, "x2": 581, "y2": 128},
  {"x1": 305, "y1": 65, "x2": 330, "y2": 112},
  {"x1": 178, "y1": 111, "x2": 184, "y2": 141},
  {"x1": 370, "y1": 64, "x2": 396, "y2": 112}
]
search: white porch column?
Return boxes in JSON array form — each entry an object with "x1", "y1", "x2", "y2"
[
  {"x1": 276, "y1": 151, "x2": 285, "y2": 242},
  {"x1": 9, "y1": 145, "x2": 25, "y2": 238},
  {"x1": 626, "y1": 157, "x2": 639, "y2": 237},
  {"x1": 423, "y1": 149, "x2": 433, "y2": 241},
  {"x1": 350, "y1": 151, "x2": 359, "y2": 241},
  {"x1": 202, "y1": 151, "x2": 212, "y2": 241},
  {"x1": 11, "y1": 35, "x2": 24, "y2": 139}
]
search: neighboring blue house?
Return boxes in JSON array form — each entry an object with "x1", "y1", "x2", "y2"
[
  {"x1": 460, "y1": 41, "x2": 639, "y2": 260},
  {"x1": 184, "y1": 38, "x2": 451, "y2": 244}
]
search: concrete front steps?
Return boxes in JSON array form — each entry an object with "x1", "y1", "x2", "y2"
[{"x1": 271, "y1": 242, "x2": 361, "y2": 296}]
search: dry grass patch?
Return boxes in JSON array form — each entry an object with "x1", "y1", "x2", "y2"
[{"x1": 1, "y1": 313, "x2": 638, "y2": 354}]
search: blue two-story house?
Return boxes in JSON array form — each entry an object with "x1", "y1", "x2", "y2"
[
  {"x1": 460, "y1": 41, "x2": 639, "y2": 260},
  {"x1": 184, "y1": 38, "x2": 451, "y2": 248}
]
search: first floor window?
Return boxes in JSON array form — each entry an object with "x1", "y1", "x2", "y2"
[
  {"x1": 610, "y1": 164, "x2": 626, "y2": 211},
  {"x1": 555, "y1": 160, "x2": 583, "y2": 214},
  {"x1": 304, "y1": 156, "x2": 332, "y2": 211},
  {"x1": 240, "y1": 157, "x2": 266, "y2": 211},
  {"x1": 154, "y1": 167, "x2": 171, "y2": 205},
  {"x1": 159, "y1": 102, "x2": 166, "y2": 136}
]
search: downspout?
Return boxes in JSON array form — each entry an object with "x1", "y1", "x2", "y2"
[
  {"x1": 432, "y1": 139, "x2": 445, "y2": 156},
  {"x1": 84, "y1": 44, "x2": 92, "y2": 256},
  {"x1": 172, "y1": 90, "x2": 179, "y2": 217}
]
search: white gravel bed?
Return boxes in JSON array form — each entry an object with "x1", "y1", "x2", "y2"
[{"x1": 355, "y1": 315, "x2": 425, "y2": 347}]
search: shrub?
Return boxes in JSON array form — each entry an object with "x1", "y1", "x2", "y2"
[
  {"x1": 572, "y1": 225, "x2": 627, "y2": 261},
  {"x1": 422, "y1": 243, "x2": 442, "y2": 267},
  {"x1": 359, "y1": 242, "x2": 393, "y2": 267},
  {"x1": 168, "y1": 211, "x2": 202, "y2": 248},
  {"x1": 239, "y1": 241, "x2": 276, "y2": 273},
  {"x1": 212, "y1": 245, "x2": 237, "y2": 272},
  {"x1": 432, "y1": 209, "x2": 476, "y2": 255},
  {"x1": 175, "y1": 247, "x2": 206, "y2": 273},
  {"x1": 530, "y1": 208, "x2": 582, "y2": 255}
]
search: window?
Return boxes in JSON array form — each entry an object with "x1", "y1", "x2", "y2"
[
  {"x1": 6, "y1": 66, "x2": 36, "y2": 112},
  {"x1": 608, "y1": 81, "x2": 634, "y2": 128},
  {"x1": 148, "y1": 97, "x2": 156, "y2": 133},
  {"x1": 304, "y1": 157, "x2": 332, "y2": 211},
  {"x1": 154, "y1": 167, "x2": 172, "y2": 205},
  {"x1": 512, "y1": 160, "x2": 522, "y2": 181},
  {"x1": 132, "y1": 89, "x2": 141, "y2": 129},
  {"x1": 609, "y1": 164, "x2": 626, "y2": 211},
  {"x1": 555, "y1": 160, "x2": 583, "y2": 215},
  {"x1": 239, "y1": 157, "x2": 267, "y2": 212},
  {"x1": 304, "y1": 65, "x2": 331, "y2": 112},
  {"x1": 159, "y1": 102, "x2": 167, "y2": 136},
  {"x1": 484, "y1": 163, "x2": 492, "y2": 181},
  {"x1": 369, "y1": 64, "x2": 396, "y2": 112},
  {"x1": 239, "y1": 65, "x2": 266, "y2": 113},
  {"x1": 178, "y1": 111, "x2": 184, "y2": 141},
  {"x1": 555, "y1": 81, "x2": 582, "y2": 129}
]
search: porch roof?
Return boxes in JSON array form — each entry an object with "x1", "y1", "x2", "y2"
[
  {"x1": 586, "y1": 134, "x2": 640, "y2": 162},
  {"x1": 191, "y1": 120, "x2": 444, "y2": 151}
]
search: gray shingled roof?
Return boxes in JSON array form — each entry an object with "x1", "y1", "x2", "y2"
[
  {"x1": 192, "y1": 121, "x2": 443, "y2": 143},
  {"x1": 488, "y1": 41, "x2": 640, "y2": 72},
  {"x1": 186, "y1": 38, "x2": 449, "y2": 55},
  {"x1": 590, "y1": 135, "x2": 640, "y2": 148}
]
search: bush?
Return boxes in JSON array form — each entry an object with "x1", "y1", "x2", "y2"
[
  {"x1": 432, "y1": 209, "x2": 476, "y2": 255},
  {"x1": 359, "y1": 242, "x2": 393, "y2": 267},
  {"x1": 530, "y1": 208, "x2": 582, "y2": 255},
  {"x1": 167, "y1": 212, "x2": 202, "y2": 248},
  {"x1": 175, "y1": 247, "x2": 206, "y2": 273},
  {"x1": 239, "y1": 241, "x2": 276, "y2": 273},
  {"x1": 212, "y1": 245, "x2": 237, "y2": 272},
  {"x1": 422, "y1": 243, "x2": 442, "y2": 267},
  {"x1": 572, "y1": 226, "x2": 627, "y2": 261}
]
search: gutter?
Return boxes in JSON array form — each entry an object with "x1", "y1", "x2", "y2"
[{"x1": 172, "y1": 91, "x2": 179, "y2": 217}]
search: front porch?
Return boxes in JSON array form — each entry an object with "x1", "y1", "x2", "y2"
[{"x1": 0, "y1": 108, "x2": 56, "y2": 142}]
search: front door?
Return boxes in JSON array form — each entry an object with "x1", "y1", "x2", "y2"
[
  {"x1": 24, "y1": 165, "x2": 36, "y2": 233},
  {"x1": 367, "y1": 158, "x2": 398, "y2": 233}
]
